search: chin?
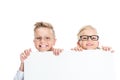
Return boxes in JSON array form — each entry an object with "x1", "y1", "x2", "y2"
[
  {"x1": 86, "y1": 48, "x2": 95, "y2": 50},
  {"x1": 38, "y1": 49, "x2": 48, "y2": 52},
  {"x1": 39, "y1": 48, "x2": 52, "y2": 52}
]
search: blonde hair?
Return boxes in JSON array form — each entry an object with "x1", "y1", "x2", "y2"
[
  {"x1": 34, "y1": 22, "x2": 55, "y2": 37},
  {"x1": 77, "y1": 25, "x2": 97, "y2": 40}
]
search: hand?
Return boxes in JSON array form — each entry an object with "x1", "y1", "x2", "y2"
[
  {"x1": 52, "y1": 48, "x2": 63, "y2": 56},
  {"x1": 71, "y1": 47, "x2": 83, "y2": 51},
  {"x1": 102, "y1": 46, "x2": 114, "y2": 53},
  {"x1": 20, "y1": 49, "x2": 31, "y2": 63},
  {"x1": 19, "y1": 48, "x2": 31, "y2": 71}
]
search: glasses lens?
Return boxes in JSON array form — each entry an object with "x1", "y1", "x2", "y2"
[
  {"x1": 80, "y1": 35, "x2": 88, "y2": 41},
  {"x1": 91, "y1": 35, "x2": 99, "y2": 41}
]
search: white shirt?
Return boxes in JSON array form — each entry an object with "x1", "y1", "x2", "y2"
[{"x1": 14, "y1": 70, "x2": 24, "y2": 80}]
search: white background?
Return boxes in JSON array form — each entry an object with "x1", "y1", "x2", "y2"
[{"x1": 0, "y1": 0, "x2": 120, "y2": 80}]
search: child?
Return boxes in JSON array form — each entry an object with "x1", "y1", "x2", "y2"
[
  {"x1": 72, "y1": 25, "x2": 114, "y2": 52},
  {"x1": 14, "y1": 22, "x2": 62, "y2": 80}
]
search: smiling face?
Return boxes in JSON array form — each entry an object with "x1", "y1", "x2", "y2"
[
  {"x1": 77, "y1": 26, "x2": 99, "y2": 50},
  {"x1": 33, "y1": 27, "x2": 56, "y2": 52}
]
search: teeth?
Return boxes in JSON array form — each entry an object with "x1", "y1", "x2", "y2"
[{"x1": 39, "y1": 45, "x2": 47, "y2": 48}]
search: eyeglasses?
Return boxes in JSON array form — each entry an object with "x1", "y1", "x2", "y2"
[{"x1": 79, "y1": 35, "x2": 99, "y2": 41}]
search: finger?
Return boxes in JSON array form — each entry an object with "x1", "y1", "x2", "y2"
[
  {"x1": 54, "y1": 49, "x2": 62, "y2": 56},
  {"x1": 74, "y1": 47, "x2": 78, "y2": 51},
  {"x1": 102, "y1": 47, "x2": 107, "y2": 51},
  {"x1": 21, "y1": 53, "x2": 27, "y2": 59},
  {"x1": 55, "y1": 49, "x2": 60, "y2": 55},
  {"x1": 111, "y1": 50, "x2": 115, "y2": 53},
  {"x1": 78, "y1": 47, "x2": 83, "y2": 51},
  {"x1": 53, "y1": 49, "x2": 58, "y2": 55},
  {"x1": 24, "y1": 49, "x2": 31, "y2": 56},
  {"x1": 60, "y1": 49, "x2": 63, "y2": 52}
]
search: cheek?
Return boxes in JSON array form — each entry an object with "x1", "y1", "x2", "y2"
[
  {"x1": 95, "y1": 41, "x2": 99, "y2": 44},
  {"x1": 52, "y1": 40, "x2": 56, "y2": 46},
  {"x1": 96, "y1": 41, "x2": 99, "y2": 46},
  {"x1": 51, "y1": 39, "x2": 56, "y2": 45},
  {"x1": 34, "y1": 40, "x2": 39, "y2": 46},
  {"x1": 79, "y1": 41, "x2": 86, "y2": 47},
  {"x1": 77, "y1": 41, "x2": 81, "y2": 46}
]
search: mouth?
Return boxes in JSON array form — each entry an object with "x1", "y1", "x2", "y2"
[
  {"x1": 39, "y1": 44, "x2": 48, "y2": 48},
  {"x1": 86, "y1": 43, "x2": 93, "y2": 46}
]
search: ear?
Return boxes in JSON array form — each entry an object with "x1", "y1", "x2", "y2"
[
  {"x1": 33, "y1": 39, "x2": 35, "y2": 43},
  {"x1": 53, "y1": 38, "x2": 56, "y2": 45},
  {"x1": 77, "y1": 41, "x2": 81, "y2": 47}
]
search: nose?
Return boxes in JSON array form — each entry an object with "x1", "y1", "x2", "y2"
[
  {"x1": 88, "y1": 37, "x2": 92, "y2": 41},
  {"x1": 40, "y1": 38, "x2": 46, "y2": 42}
]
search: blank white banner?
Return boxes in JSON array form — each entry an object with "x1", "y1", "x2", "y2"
[{"x1": 24, "y1": 50, "x2": 115, "y2": 80}]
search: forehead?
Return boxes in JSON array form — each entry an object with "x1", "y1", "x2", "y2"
[
  {"x1": 34, "y1": 27, "x2": 54, "y2": 37},
  {"x1": 80, "y1": 29, "x2": 97, "y2": 35}
]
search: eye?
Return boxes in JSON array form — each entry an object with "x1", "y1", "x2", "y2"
[
  {"x1": 82, "y1": 37, "x2": 87, "y2": 39},
  {"x1": 92, "y1": 37, "x2": 96, "y2": 39},
  {"x1": 45, "y1": 37, "x2": 50, "y2": 39},
  {"x1": 36, "y1": 37, "x2": 42, "y2": 40},
  {"x1": 80, "y1": 35, "x2": 88, "y2": 41},
  {"x1": 91, "y1": 35, "x2": 98, "y2": 40}
]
